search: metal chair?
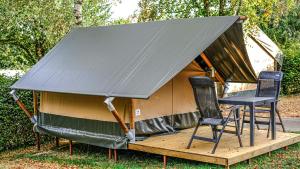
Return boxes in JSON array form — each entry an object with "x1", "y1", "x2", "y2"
[
  {"x1": 186, "y1": 76, "x2": 242, "y2": 154},
  {"x1": 241, "y1": 71, "x2": 286, "y2": 137}
]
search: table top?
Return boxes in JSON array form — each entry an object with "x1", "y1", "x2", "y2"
[{"x1": 218, "y1": 96, "x2": 275, "y2": 105}]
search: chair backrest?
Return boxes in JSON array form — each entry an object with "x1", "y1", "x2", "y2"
[
  {"x1": 256, "y1": 71, "x2": 283, "y2": 100},
  {"x1": 189, "y1": 76, "x2": 222, "y2": 119}
]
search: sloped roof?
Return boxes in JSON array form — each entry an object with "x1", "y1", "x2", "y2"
[
  {"x1": 249, "y1": 27, "x2": 283, "y2": 65},
  {"x1": 12, "y1": 16, "x2": 256, "y2": 98}
]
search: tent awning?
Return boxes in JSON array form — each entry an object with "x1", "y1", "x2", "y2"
[{"x1": 11, "y1": 16, "x2": 256, "y2": 98}]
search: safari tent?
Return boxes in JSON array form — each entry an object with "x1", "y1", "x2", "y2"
[
  {"x1": 10, "y1": 16, "x2": 257, "y2": 149},
  {"x1": 226, "y1": 27, "x2": 284, "y2": 94}
]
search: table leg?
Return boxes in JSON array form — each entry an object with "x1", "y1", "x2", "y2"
[
  {"x1": 271, "y1": 101, "x2": 276, "y2": 140},
  {"x1": 249, "y1": 103, "x2": 255, "y2": 146}
]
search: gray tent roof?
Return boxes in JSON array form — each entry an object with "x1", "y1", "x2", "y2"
[{"x1": 12, "y1": 16, "x2": 255, "y2": 98}]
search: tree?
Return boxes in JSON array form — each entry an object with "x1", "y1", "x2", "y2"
[
  {"x1": 0, "y1": 0, "x2": 112, "y2": 70},
  {"x1": 74, "y1": 0, "x2": 83, "y2": 26},
  {"x1": 136, "y1": 0, "x2": 298, "y2": 29}
]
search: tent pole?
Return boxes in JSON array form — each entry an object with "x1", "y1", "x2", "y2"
[
  {"x1": 108, "y1": 148, "x2": 112, "y2": 159},
  {"x1": 114, "y1": 148, "x2": 118, "y2": 161},
  {"x1": 163, "y1": 155, "x2": 167, "y2": 169},
  {"x1": 10, "y1": 90, "x2": 36, "y2": 124},
  {"x1": 130, "y1": 99, "x2": 135, "y2": 130},
  {"x1": 33, "y1": 91, "x2": 40, "y2": 150},
  {"x1": 200, "y1": 53, "x2": 225, "y2": 85},
  {"x1": 55, "y1": 137, "x2": 59, "y2": 147},
  {"x1": 104, "y1": 97, "x2": 134, "y2": 141},
  {"x1": 129, "y1": 99, "x2": 136, "y2": 143},
  {"x1": 35, "y1": 132, "x2": 41, "y2": 151},
  {"x1": 33, "y1": 91, "x2": 38, "y2": 115},
  {"x1": 69, "y1": 140, "x2": 73, "y2": 155}
]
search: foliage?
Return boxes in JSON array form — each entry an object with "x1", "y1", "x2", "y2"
[
  {"x1": 281, "y1": 42, "x2": 300, "y2": 95},
  {"x1": 0, "y1": 0, "x2": 112, "y2": 70},
  {"x1": 0, "y1": 75, "x2": 35, "y2": 151},
  {"x1": 262, "y1": 5, "x2": 300, "y2": 95},
  {"x1": 137, "y1": 0, "x2": 297, "y2": 27}
]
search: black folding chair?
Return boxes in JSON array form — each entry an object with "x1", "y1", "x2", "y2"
[
  {"x1": 186, "y1": 76, "x2": 242, "y2": 154},
  {"x1": 241, "y1": 71, "x2": 286, "y2": 137}
]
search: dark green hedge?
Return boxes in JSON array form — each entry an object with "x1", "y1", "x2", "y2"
[
  {"x1": 0, "y1": 75, "x2": 41, "y2": 151},
  {"x1": 281, "y1": 42, "x2": 300, "y2": 95}
]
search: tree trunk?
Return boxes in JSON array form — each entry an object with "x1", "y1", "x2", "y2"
[
  {"x1": 234, "y1": 0, "x2": 242, "y2": 16},
  {"x1": 203, "y1": 0, "x2": 210, "y2": 16},
  {"x1": 74, "y1": 0, "x2": 83, "y2": 26},
  {"x1": 219, "y1": 0, "x2": 225, "y2": 16}
]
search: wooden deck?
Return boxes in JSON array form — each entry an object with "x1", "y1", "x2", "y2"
[{"x1": 128, "y1": 126, "x2": 300, "y2": 167}]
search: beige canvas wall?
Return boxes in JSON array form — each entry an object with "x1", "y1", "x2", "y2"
[
  {"x1": 133, "y1": 61, "x2": 204, "y2": 121},
  {"x1": 40, "y1": 61, "x2": 205, "y2": 123},
  {"x1": 40, "y1": 92, "x2": 131, "y2": 123}
]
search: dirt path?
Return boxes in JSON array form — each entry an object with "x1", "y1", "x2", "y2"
[{"x1": 279, "y1": 95, "x2": 300, "y2": 117}]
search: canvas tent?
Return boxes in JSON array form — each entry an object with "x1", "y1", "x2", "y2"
[
  {"x1": 225, "y1": 27, "x2": 284, "y2": 95},
  {"x1": 11, "y1": 16, "x2": 257, "y2": 149}
]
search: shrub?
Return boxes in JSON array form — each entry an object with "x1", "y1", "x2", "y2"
[
  {"x1": 0, "y1": 75, "x2": 38, "y2": 151},
  {"x1": 281, "y1": 41, "x2": 300, "y2": 95}
]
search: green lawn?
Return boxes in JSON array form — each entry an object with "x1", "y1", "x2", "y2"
[{"x1": 0, "y1": 139, "x2": 299, "y2": 169}]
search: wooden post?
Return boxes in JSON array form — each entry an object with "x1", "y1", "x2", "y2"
[
  {"x1": 247, "y1": 158, "x2": 251, "y2": 164},
  {"x1": 55, "y1": 137, "x2": 59, "y2": 147},
  {"x1": 130, "y1": 99, "x2": 135, "y2": 130},
  {"x1": 35, "y1": 133, "x2": 41, "y2": 151},
  {"x1": 200, "y1": 53, "x2": 225, "y2": 85},
  {"x1": 16, "y1": 100, "x2": 33, "y2": 119},
  {"x1": 108, "y1": 148, "x2": 112, "y2": 159},
  {"x1": 111, "y1": 109, "x2": 129, "y2": 133},
  {"x1": 69, "y1": 140, "x2": 73, "y2": 156},
  {"x1": 33, "y1": 91, "x2": 38, "y2": 115},
  {"x1": 33, "y1": 91, "x2": 40, "y2": 151},
  {"x1": 114, "y1": 149, "x2": 118, "y2": 161},
  {"x1": 239, "y1": 16, "x2": 248, "y2": 21},
  {"x1": 163, "y1": 155, "x2": 167, "y2": 169}
]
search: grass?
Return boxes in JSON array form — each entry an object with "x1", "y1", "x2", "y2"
[{"x1": 0, "y1": 137, "x2": 299, "y2": 169}]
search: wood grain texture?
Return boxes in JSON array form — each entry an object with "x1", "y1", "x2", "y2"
[{"x1": 128, "y1": 126, "x2": 300, "y2": 166}]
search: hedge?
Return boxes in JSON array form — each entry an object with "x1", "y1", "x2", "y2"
[
  {"x1": 281, "y1": 42, "x2": 300, "y2": 95},
  {"x1": 0, "y1": 75, "x2": 50, "y2": 151}
]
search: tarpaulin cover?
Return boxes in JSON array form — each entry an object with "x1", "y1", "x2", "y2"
[
  {"x1": 35, "y1": 112, "x2": 128, "y2": 149},
  {"x1": 11, "y1": 16, "x2": 256, "y2": 98},
  {"x1": 203, "y1": 23, "x2": 256, "y2": 82},
  {"x1": 135, "y1": 111, "x2": 201, "y2": 135}
]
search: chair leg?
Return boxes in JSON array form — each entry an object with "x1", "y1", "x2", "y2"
[
  {"x1": 241, "y1": 109, "x2": 246, "y2": 135},
  {"x1": 267, "y1": 119, "x2": 271, "y2": 138},
  {"x1": 276, "y1": 109, "x2": 286, "y2": 132},
  {"x1": 212, "y1": 124, "x2": 226, "y2": 154},
  {"x1": 234, "y1": 113, "x2": 243, "y2": 147},
  {"x1": 211, "y1": 125, "x2": 217, "y2": 140},
  {"x1": 187, "y1": 118, "x2": 201, "y2": 149},
  {"x1": 211, "y1": 112, "x2": 233, "y2": 154},
  {"x1": 255, "y1": 116, "x2": 260, "y2": 130},
  {"x1": 233, "y1": 112, "x2": 238, "y2": 136}
]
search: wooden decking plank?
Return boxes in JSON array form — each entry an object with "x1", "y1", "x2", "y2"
[
  {"x1": 128, "y1": 126, "x2": 300, "y2": 166},
  {"x1": 128, "y1": 143, "x2": 227, "y2": 165}
]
